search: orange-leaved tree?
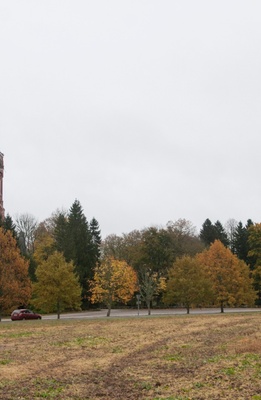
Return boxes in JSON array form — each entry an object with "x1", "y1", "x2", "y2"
[
  {"x1": 0, "y1": 227, "x2": 32, "y2": 318},
  {"x1": 90, "y1": 257, "x2": 138, "y2": 316},
  {"x1": 197, "y1": 240, "x2": 256, "y2": 312}
]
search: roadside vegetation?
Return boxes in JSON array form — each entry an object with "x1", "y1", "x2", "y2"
[
  {"x1": 0, "y1": 313, "x2": 261, "y2": 399},
  {"x1": 0, "y1": 201, "x2": 261, "y2": 318}
]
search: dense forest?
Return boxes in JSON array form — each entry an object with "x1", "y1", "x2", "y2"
[{"x1": 0, "y1": 199, "x2": 261, "y2": 318}]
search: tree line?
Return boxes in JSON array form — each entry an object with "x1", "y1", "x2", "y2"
[{"x1": 0, "y1": 203, "x2": 261, "y2": 319}]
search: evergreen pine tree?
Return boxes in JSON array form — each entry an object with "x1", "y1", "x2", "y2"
[
  {"x1": 65, "y1": 200, "x2": 95, "y2": 308},
  {"x1": 245, "y1": 219, "x2": 258, "y2": 269},
  {"x1": 0, "y1": 214, "x2": 17, "y2": 238},
  {"x1": 53, "y1": 212, "x2": 68, "y2": 253},
  {"x1": 233, "y1": 220, "x2": 256, "y2": 269},
  {"x1": 90, "y1": 217, "x2": 101, "y2": 264},
  {"x1": 199, "y1": 219, "x2": 217, "y2": 246},
  {"x1": 214, "y1": 220, "x2": 229, "y2": 247},
  {"x1": 200, "y1": 219, "x2": 229, "y2": 247},
  {"x1": 234, "y1": 221, "x2": 248, "y2": 260}
]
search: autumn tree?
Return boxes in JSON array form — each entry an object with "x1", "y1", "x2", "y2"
[
  {"x1": 102, "y1": 230, "x2": 143, "y2": 269},
  {"x1": 163, "y1": 256, "x2": 213, "y2": 314},
  {"x1": 109, "y1": 228, "x2": 169, "y2": 313},
  {"x1": 102, "y1": 221, "x2": 203, "y2": 276},
  {"x1": 28, "y1": 221, "x2": 57, "y2": 281},
  {"x1": 0, "y1": 227, "x2": 31, "y2": 319},
  {"x1": 197, "y1": 240, "x2": 256, "y2": 312},
  {"x1": 33, "y1": 251, "x2": 81, "y2": 319},
  {"x1": 90, "y1": 257, "x2": 137, "y2": 316},
  {"x1": 33, "y1": 231, "x2": 55, "y2": 266}
]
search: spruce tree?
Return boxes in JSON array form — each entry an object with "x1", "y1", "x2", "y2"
[
  {"x1": 0, "y1": 214, "x2": 17, "y2": 238},
  {"x1": 245, "y1": 220, "x2": 258, "y2": 269},
  {"x1": 90, "y1": 217, "x2": 101, "y2": 264},
  {"x1": 199, "y1": 219, "x2": 217, "y2": 246},
  {"x1": 233, "y1": 221, "x2": 248, "y2": 260},
  {"x1": 233, "y1": 220, "x2": 256, "y2": 269},
  {"x1": 53, "y1": 212, "x2": 68, "y2": 253},
  {"x1": 214, "y1": 220, "x2": 229, "y2": 247},
  {"x1": 200, "y1": 219, "x2": 229, "y2": 247},
  {"x1": 65, "y1": 200, "x2": 96, "y2": 308}
]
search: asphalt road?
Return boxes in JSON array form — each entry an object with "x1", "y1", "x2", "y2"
[{"x1": 2, "y1": 307, "x2": 261, "y2": 322}]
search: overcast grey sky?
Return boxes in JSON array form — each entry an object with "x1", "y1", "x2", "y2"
[{"x1": 1, "y1": 1, "x2": 261, "y2": 237}]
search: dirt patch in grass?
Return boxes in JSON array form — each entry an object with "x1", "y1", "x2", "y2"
[{"x1": 0, "y1": 313, "x2": 261, "y2": 399}]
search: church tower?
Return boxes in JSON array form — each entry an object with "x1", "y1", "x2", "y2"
[{"x1": 0, "y1": 152, "x2": 4, "y2": 219}]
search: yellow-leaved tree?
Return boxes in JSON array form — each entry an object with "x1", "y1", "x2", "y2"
[
  {"x1": 163, "y1": 255, "x2": 213, "y2": 314},
  {"x1": 197, "y1": 240, "x2": 256, "y2": 312},
  {"x1": 0, "y1": 227, "x2": 32, "y2": 318},
  {"x1": 90, "y1": 257, "x2": 138, "y2": 316},
  {"x1": 33, "y1": 251, "x2": 82, "y2": 319},
  {"x1": 33, "y1": 231, "x2": 55, "y2": 265}
]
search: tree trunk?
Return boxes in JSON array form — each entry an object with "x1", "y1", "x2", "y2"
[
  {"x1": 107, "y1": 305, "x2": 111, "y2": 317},
  {"x1": 186, "y1": 305, "x2": 190, "y2": 314},
  {"x1": 147, "y1": 301, "x2": 151, "y2": 315},
  {"x1": 57, "y1": 301, "x2": 60, "y2": 319},
  {"x1": 220, "y1": 301, "x2": 224, "y2": 313}
]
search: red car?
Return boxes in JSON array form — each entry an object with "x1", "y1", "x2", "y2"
[{"x1": 11, "y1": 309, "x2": 42, "y2": 321}]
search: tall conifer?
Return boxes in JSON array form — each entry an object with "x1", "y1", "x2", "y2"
[
  {"x1": 90, "y1": 217, "x2": 101, "y2": 264},
  {"x1": 54, "y1": 200, "x2": 100, "y2": 308},
  {"x1": 199, "y1": 219, "x2": 217, "y2": 246}
]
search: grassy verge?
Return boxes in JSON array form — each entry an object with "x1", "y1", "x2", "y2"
[{"x1": 0, "y1": 313, "x2": 261, "y2": 399}]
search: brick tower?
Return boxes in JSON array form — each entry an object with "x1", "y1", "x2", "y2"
[{"x1": 0, "y1": 152, "x2": 4, "y2": 219}]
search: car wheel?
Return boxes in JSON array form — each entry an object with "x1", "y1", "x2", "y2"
[
  {"x1": 38, "y1": 317, "x2": 41, "y2": 320},
  {"x1": 22, "y1": 318, "x2": 26, "y2": 320}
]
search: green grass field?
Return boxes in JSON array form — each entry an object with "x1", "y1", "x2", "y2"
[{"x1": 0, "y1": 312, "x2": 261, "y2": 399}]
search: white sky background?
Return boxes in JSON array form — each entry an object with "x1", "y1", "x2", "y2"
[{"x1": 1, "y1": 1, "x2": 261, "y2": 237}]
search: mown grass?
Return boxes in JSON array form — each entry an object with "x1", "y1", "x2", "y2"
[{"x1": 0, "y1": 312, "x2": 261, "y2": 399}]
